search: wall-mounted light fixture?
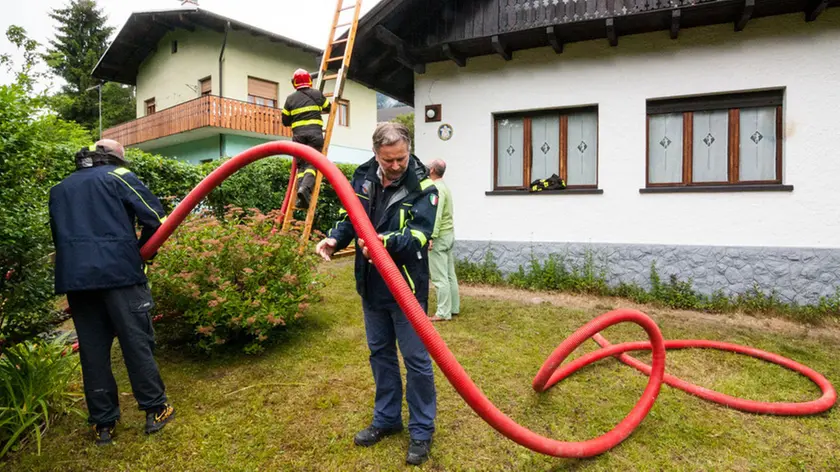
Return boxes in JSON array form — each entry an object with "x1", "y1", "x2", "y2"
[{"x1": 425, "y1": 104, "x2": 442, "y2": 123}]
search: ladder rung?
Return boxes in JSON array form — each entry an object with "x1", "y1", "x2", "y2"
[
  {"x1": 323, "y1": 74, "x2": 338, "y2": 81},
  {"x1": 339, "y1": 5, "x2": 356, "y2": 11},
  {"x1": 335, "y1": 22, "x2": 352, "y2": 29},
  {"x1": 324, "y1": 93, "x2": 334, "y2": 97},
  {"x1": 327, "y1": 56, "x2": 344, "y2": 62},
  {"x1": 331, "y1": 39, "x2": 349, "y2": 45}
]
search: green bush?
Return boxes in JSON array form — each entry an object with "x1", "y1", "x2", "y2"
[
  {"x1": 0, "y1": 333, "x2": 83, "y2": 459},
  {"x1": 126, "y1": 148, "x2": 205, "y2": 213},
  {"x1": 0, "y1": 81, "x2": 91, "y2": 349},
  {"x1": 199, "y1": 156, "x2": 358, "y2": 235},
  {"x1": 147, "y1": 207, "x2": 324, "y2": 355}
]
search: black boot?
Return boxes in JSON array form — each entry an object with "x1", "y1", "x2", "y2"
[
  {"x1": 406, "y1": 438, "x2": 432, "y2": 465},
  {"x1": 145, "y1": 403, "x2": 175, "y2": 434},
  {"x1": 92, "y1": 422, "x2": 116, "y2": 446},
  {"x1": 353, "y1": 424, "x2": 403, "y2": 447}
]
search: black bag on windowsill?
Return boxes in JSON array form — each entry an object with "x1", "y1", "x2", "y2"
[{"x1": 529, "y1": 174, "x2": 566, "y2": 192}]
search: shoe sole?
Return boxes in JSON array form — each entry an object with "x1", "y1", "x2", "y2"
[{"x1": 145, "y1": 410, "x2": 175, "y2": 435}]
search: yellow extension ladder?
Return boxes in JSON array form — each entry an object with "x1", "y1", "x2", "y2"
[{"x1": 281, "y1": 0, "x2": 363, "y2": 252}]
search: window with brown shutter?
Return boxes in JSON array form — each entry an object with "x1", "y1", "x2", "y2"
[
  {"x1": 145, "y1": 98, "x2": 156, "y2": 115},
  {"x1": 247, "y1": 76, "x2": 278, "y2": 108},
  {"x1": 199, "y1": 77, "x2": 211, "y2": 96}
]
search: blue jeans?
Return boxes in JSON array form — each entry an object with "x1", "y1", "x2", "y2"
[{"x1": 362, "y1": 299, "x2": 436, "y2": 440}]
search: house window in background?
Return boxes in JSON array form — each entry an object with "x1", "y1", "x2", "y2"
[
  {"x1": 145, "y1": 98, "x2": 156, "y2": 115},
  {"x1": 337, "y1": 99, "x2": 349, "y2": 127},
  {"x1": 493, "y1": 106, "x2": 598, "y2": 190},
  {"x1": 646, "y1": 89, "x2": 783, "y2": 187},
  {"x1": 199, "y1": 77, "x2": 211, "y2": 96},
  {"x1": 247, "y1": 76, "x2": 278, "y2": 108}
]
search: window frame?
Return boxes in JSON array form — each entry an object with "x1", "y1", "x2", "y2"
[
  {"x1": 492, "y1": 105, "x2": 599, "y2": 191},
  {"x1": 247, "y1": 76, "x2": 278, "y2": 109},
  {"x1": 337, "y1": 99, "x2": 349, "y2": 127},
  {"x1": 247, "y1": 95, "x2": 276, "y2": 108},
  {"x1": 199, "y1": 77, "x2": 211, "y2": 96},
  {"x1": 145, "y1": 98, "x2": 156, "y2": 115},
  {"x1": 645, "y1": 89, "x2": 784, "y2": 189}
]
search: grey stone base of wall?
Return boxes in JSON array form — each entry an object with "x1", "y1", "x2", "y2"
[{"x1": 454, "y1": 240, "x2": 840, "y2": 306}]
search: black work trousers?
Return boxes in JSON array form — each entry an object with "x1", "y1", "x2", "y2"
[
  {"x1": 292, "y1": 130, "x2": 324, "y2": 209},
  {"x1": 67, "y1": 283, "x2": 167, "y2": 426}
]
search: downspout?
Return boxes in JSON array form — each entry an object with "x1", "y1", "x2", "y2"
[{"x1": 219, "y1": 21, "x2": 230, "y2": 158}]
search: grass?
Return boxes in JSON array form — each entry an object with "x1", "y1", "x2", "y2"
[{"x1": 5, "y1": 261, "x2": 840, "y2": 471}]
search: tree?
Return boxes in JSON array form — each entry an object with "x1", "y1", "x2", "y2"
[
  {"x1": 44, "y1": 0, "x2": 135, "y2": 134},
  {"x1": 391, "y1": 112, "x2": 415, "y2": 153},
  {"x1": 0, "y1": 26, "x2": 46, "y2": 93}
]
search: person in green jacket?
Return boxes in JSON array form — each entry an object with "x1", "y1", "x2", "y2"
[{"x1": 427, "y1": 159, "x2": 460, "y2": 322}]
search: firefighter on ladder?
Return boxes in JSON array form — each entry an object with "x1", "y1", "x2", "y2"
[{"x1": 282, "y1": 68, "x2": 332, "y2": 209}]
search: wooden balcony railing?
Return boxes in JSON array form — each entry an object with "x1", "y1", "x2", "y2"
[{"x1": 102, "y1": 95, "x2": 292, "y2": 146}]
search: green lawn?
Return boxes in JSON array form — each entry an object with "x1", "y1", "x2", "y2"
[{"x1": 6, "y1": 261, "x2": 840, "y2": 471}]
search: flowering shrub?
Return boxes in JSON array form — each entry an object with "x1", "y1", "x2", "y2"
[{"x1": 147, "y1": 207, "x2": 323, "y2": 354}]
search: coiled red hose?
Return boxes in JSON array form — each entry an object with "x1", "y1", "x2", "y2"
[{"x1": 139, "y1": 141, "x2": 836, "y2": 457}]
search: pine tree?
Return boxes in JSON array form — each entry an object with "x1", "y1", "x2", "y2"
[{"x1": 44, "y1": 0, "x2": 135, "y2": 135}]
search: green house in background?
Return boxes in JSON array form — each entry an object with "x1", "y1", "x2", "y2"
[{"x1": 92, "y1": 6, "x2": 378, "y2": 165}]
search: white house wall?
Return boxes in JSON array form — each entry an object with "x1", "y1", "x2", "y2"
[
  {"x1": 136, "y1": 27, "x2": 222, "y2": 117},
  {"x1": 414, "y1": 10, "x2": 840, "y2": 304},
  {"x1": 330, "y1": 79, "x2": 378, "y2": 157}
]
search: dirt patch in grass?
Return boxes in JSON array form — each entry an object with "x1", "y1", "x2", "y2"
[{"x1": 461, "y1": 284, "x2": 840, "y2": 344}]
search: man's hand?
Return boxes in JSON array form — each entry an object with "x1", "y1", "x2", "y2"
[
  {"x1": 315, "y1": 238, "x2": 338, "y2": 261},
  {"x1": 357, "y1": 234, "x2": 385, "y2": 261},
  {"x1": 428, "y1": 240, "x2": 434, "y2": 251}
]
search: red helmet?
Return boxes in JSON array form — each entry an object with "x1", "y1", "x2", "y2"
[{"x1": 292, "y1": 69, "x2": 312, "y2": 89}]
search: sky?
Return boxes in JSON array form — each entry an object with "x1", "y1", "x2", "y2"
[{"x1": 0, "y1": 0, "x2": 384, "y2": 88}]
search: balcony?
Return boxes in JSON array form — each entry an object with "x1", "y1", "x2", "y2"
[{"x1": 102, "y1": 95, "x2": 292, "y2": 147}]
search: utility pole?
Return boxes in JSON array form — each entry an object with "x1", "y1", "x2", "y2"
[{"x1": 85, "y1": 83, "x2": 103, "y2": 139}]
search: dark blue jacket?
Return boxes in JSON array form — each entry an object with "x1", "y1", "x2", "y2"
[
  {"x1": 328, "y1": 155, "x2": 438, "y2": 308},
  {"x1": 49, "y1": 165, "x2": 166, "y2": 294}
]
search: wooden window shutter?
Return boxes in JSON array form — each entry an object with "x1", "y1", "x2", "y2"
[
  {"x1": 200, "y1": 78, "x2": 211, "y2": 95},
  {"x1": 248, "y1": 77, "x2": 278, "y2": 101}
]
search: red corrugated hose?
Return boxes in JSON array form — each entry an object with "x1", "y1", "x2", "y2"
[{"x1": 134, "y1": 141, "x2": 835, "y2": 457}]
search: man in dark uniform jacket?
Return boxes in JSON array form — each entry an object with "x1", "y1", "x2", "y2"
[
  {"x1": 49, "y1": 139, "x2": 175, "y2": 445},
  {"x1": 316, "y1": 123, "x2": 439, "y2": 466},
  {"x1": 282, "y1": 68, "x2": 332, "y2": 208}
]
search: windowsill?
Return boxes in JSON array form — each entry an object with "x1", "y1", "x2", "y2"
[
  {"x1": 485, "y1": 189, "x2": 604, "y2": 196},
  {"x1": 639, "y1": 184, "x2": 793, "y2": 194}
]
